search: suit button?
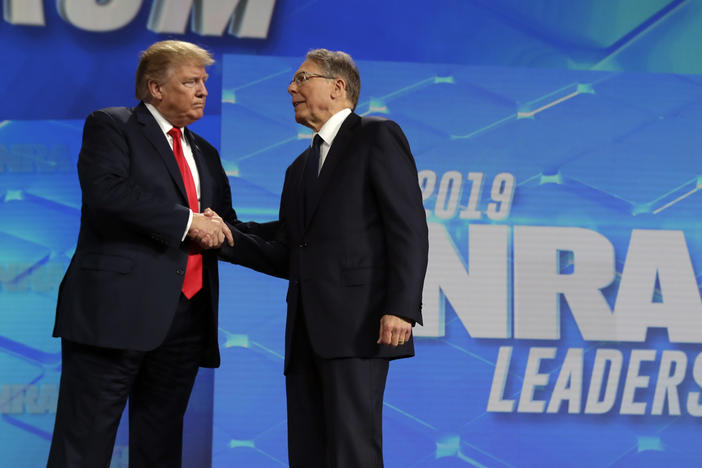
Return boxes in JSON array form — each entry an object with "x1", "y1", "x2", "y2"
[
  {"x1": 298, "y1": 242, "x2": 308, "y2": 248},
  {"x1": 176, "y1": 268, "x2": 185, "y2": 275}
]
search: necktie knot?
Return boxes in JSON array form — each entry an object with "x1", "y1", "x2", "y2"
[
  {"x1": 168, "y1": 127, "x2": 182, "y2": 141},
  {"x1": 312, "y1": 134, "x2": 323, "y2": 151},
  {"x1": 309, "y1": 134, "x2": 323, "y2": 176}
]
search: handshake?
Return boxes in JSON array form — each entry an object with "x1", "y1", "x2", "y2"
[{"x1": 187, "y1": 208, "x2": 234, "y2": 249}]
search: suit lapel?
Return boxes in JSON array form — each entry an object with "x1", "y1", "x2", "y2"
[
  {"x1": 303, "y1": 113, "x2": 360, "y2": 230},
  {"x1": 186, "y1": 129, "x2": 211, "y2": 210},
  {"x1": 135, "y1": 103, "x2": 190, "y2": 204},
  {"x1": 295, "y1": 148, "x2": 309, "y2": 233}
]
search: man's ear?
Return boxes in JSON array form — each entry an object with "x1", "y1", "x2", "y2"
[
  {"x1": 147, "y1": 80, "x2": 163, "y2": 101},
  {"x1": 331, "y1": 77, "x2": 347, "y2": 100}
]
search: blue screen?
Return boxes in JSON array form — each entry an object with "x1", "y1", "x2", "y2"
[{"x1": 3, "y1": 1, "x2": 702, "y2": 467}]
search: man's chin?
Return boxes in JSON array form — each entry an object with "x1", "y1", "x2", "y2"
[
  {"x1": 186, "y1": 110, "x2": 205, "y2": 123},
  {"x1": 294, "y1": 113, "x2": 312, "y2": 129}
]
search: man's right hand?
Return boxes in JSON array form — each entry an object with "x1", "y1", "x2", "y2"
[{"x1": 188, "y1": 212, "x2": 233, "y2": 249}]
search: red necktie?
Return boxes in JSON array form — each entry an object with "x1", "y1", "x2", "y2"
[{"x1": 168, "y1": 127, "x2": 202, "y2": 299}]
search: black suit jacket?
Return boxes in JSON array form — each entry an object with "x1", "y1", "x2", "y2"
[
  {"x1": 54, "y1": 102, "x2": 238, "y2": 367},
  {"x1": 222, "y1": 113, "x2": 429, "y2": 370}
]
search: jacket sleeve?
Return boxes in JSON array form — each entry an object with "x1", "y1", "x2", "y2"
[
  {"x1": 217, "y1": 167, "x2": 293, "y2": 279},
  {"x1": 77, "y1": 109, "x2": 190, "y2": 246},
  {"x1": 368, "y1": 120, "x2": 429, "y2": 325},
  {"x1": 218, "y1": 221, "x2": 289, "y2": 279}
]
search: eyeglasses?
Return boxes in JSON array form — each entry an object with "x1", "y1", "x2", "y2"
[{"x1": 289, "y1": 71, "x2": 334, "y2": 86}]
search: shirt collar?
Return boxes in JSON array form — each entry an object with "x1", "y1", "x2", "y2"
[
  {"x1": 144, "y1": 102, "x2": 183, "y2": 138},
  {"x1": 314, "y1": 108, "x2": 352, "y2": 147}
]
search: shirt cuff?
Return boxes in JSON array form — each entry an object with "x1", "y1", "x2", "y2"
[{"x1": 182, "y1": 209, "x2": 193, "y2": 242}]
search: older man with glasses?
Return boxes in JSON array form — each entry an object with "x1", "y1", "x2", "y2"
[{"x1": 220, "y1": 48, "x2": 429, "y2": 467}]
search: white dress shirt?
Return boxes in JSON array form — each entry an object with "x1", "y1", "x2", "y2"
[
  {"x1": 313, "y1": 107, "x2": 352, "y2": 174},
  {"x1": 144, "y1": 102, "x2": 200, "y2": 240}
]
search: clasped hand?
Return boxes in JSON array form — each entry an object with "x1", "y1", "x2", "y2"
[{"x1": 187, "y1": 208, "x2": 234, "y2": 249}]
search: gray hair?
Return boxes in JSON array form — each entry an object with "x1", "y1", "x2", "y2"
[
  {"x1": 135, "y1": 40, "x2": 214, "y2": 102},
  {"x1": 306, "y1": 49, "x2": 361, "y2": 110}
]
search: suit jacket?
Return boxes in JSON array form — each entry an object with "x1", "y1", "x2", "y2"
[
  {"x1": 222, "y1": 113, "x2": 429, "y2": 370},
  {"x1": 54, "y1": 102, "x2": 238, "y2": 368}
]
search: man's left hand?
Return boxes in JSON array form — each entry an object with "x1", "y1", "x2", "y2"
[{"x1": 377, "y1": 314, "x2": 412, "y2": 347}]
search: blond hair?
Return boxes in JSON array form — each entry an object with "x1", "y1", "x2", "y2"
[{"x1": 135, "y1": 40, "x2": 214, "y2": 102}]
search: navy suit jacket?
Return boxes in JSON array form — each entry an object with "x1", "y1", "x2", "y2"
[
  {"x1": 54, "y1": 102, "x2": 238, "y2": 367},
  {"x1": 221, "y1": 113, "x2": 429, "y2": 371}
]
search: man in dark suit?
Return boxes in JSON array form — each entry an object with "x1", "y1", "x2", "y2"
[
  {"x1": 48, "y1": 40, "x2": 238, "y2": 467},
  {"x1": 220, "y1": 49, "x2": 429, "y2": 467}
]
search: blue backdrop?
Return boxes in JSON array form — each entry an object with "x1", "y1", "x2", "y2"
[{"x1": 2, "y1": 1, "x2": 702, "y2": 467}]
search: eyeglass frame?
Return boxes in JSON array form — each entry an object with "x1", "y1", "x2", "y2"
[{"x1": 289, "y1": 71, "x2": 335, "y2": 86}]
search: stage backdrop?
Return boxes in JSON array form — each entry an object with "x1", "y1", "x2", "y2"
[{"x1": 2, "y1": 1, "x2": 702, "y2": 467}]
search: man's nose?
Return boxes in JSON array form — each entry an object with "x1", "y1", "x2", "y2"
[{"x1": 197, "y1": 81, "x2": 208, "y2": 97}]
